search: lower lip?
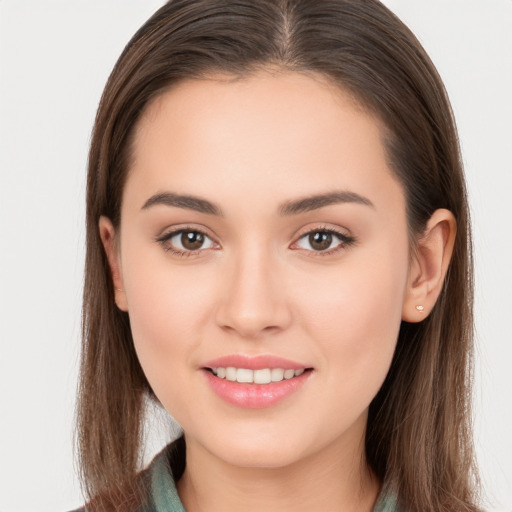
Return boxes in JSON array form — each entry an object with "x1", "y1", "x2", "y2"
[{"x1": 203, "y1": 369, "x2": 311, "y2": 409}]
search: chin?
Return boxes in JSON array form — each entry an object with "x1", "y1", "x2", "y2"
[
  {"x1": 216, "y1": 444, "x2": 303, "y2": 469},
  {"x1": 194, "y1": 426, "x2": 317, "y2": 469}
]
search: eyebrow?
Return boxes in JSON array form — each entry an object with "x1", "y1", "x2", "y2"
[
  {"x1": 278, "y1": 191, "x2": 374, "y2": 216},
  {"x1": 141, "y1": 190, "x2": 374, "y2": 216},
  {"x1": 141, "y1": 192, "x2": 223, "y2": 216}
]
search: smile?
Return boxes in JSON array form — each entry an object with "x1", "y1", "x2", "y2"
[
  {"x1": 210, "y1": 367, "x2": 305, "y2": 384},
  {"x1": 203, "y1": 367, "x2": 312, "y2": 409}
]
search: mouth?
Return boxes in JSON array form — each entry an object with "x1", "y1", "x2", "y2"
[
  {"x1": 205, "y1": 366, "x2": 310, "y2": 384},
  {"x1": 201, "y1": 358, "x2": 313, "y2": 408}
]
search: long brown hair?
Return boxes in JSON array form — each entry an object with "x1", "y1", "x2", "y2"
[{"x1": 77, "y1": 1, "x2": 480, "y2": 510}]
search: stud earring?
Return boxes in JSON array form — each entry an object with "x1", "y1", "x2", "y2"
[
  {"x1": 115, "y1": 288, "x2": 123, "y2": 292},
  {"x1": 415, "y1": 305, "x2": 425, "y2": 312}
]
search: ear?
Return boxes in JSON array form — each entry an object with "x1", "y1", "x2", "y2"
[
  {"x1": 99, "y1": 216, "x2": 128, "y2": 312},
  {"x1": 402, "y1": 209, "x2": 456, "y2": 322}
]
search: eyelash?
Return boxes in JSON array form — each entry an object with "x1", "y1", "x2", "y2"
[
  {"x1": 155, "y1": 226, "x2": 356, "y2": 258},
  {"x1": 155, "y1": 225, "x2": 218, "y2": 258},
  {"x1": 292, "y1": 227, "x2": 356, "y2": 257}
]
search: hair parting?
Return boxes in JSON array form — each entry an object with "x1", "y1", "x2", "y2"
[{"x1": 77, "y1": 1, "x2": 480, "y2": 510}]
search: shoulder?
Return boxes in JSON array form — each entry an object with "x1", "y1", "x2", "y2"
[
  {"x1": 68, "y1": 438, "x2": 186, "y2": 512},
  {"x1": 146, "y1": 439, "x2": 186, "y2": 512}
]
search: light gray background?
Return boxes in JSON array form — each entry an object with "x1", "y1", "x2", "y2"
[{"x1": 0, "y1": 1, "x2": 511, "y2": 511}]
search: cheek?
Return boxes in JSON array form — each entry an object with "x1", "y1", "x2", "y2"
[
  {"x1": 119, "y1": 246, "x2": 216, "y2": 389},
  {"x1": 122, "y1": 264, "x2": 216, "y2": 425},
  {"x1": 296, "y1": 248, "x2": 408, "y2": 383}
]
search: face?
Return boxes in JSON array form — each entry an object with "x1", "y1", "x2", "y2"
[{"x1": 108, "y1": 72, "x2": 412, "y2": 469}]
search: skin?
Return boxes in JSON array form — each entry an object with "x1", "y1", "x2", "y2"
[{"x1": 100, "y1": 71, "x2": 456, "y2": 512}]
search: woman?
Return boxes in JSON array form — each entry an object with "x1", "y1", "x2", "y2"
[{"x1": 76, "y1": 0, "x2": 480, "y2": 510}]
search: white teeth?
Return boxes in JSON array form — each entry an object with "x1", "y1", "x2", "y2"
[
  {"x1": 284, "y1": 369, "x2": 295, "y2": 380},
  {"x1": 211, "y1": 367, "x2": 306, "y2": 384},
  {"x1": 271, "y1": 368, "x2": 284, "y2": 382},
  {"x1": 236, "y1": 368, "x2": 253, "y2": 383},
  {"x1": 254, "y1": 368, "x2": 271, "y2": 384}
]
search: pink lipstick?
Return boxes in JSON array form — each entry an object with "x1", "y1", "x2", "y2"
[{"x1": 201, "y1": 355, "x2": 312, "y2": 408}]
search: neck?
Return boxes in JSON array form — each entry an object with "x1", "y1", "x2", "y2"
[{"x1": 176, "y1": 428, "x2": 380, "y2": 512}]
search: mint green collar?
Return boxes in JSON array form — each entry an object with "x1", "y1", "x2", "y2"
[
  {"x1": 148, "y1": 447, "x2": 186, "y2": 512},
  {"x1": 147, "y1": 445, "x2": 399, "y2": 512}
]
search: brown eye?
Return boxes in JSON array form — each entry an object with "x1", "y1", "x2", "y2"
[
  {"x1": 181, "y1": 231, "x2": 205, "y2": 250},
  {"x1": 308, "y1": 232, "x2": 333, "y2": 251},
  {"x1": 293, "y1": 228, "x2": 354, "y2": 254},
  {"x1": 160, "y1": 229, "x2": 217, "y2": 254}
]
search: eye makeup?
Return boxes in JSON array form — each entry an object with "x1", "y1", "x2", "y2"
[{"x1": 155, "y1": 224, "x2": 357, "y2": 259}]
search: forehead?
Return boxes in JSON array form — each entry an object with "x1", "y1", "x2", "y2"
[
  {"x1": 135, "y1": 71, "x2": 370, "y2": 157},
  {"x1": 126, "y1": 71, "x2": 403, "y2": 216}
]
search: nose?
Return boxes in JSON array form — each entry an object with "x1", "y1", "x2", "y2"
[{"x1": 214, "y1": 244, "x2": 292, "y2": 339}]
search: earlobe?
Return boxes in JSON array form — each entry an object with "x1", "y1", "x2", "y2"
[
  {"x1": 99, "y1": 216, "x2": 129, "y2": 312},
  {"x1": 402, "y1": 209, "x2": 456, "y2": 322}
]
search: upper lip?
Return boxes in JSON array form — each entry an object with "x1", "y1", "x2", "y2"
[{"x1": 202, "y1": 355, "x2": 309, "y2": 371}]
